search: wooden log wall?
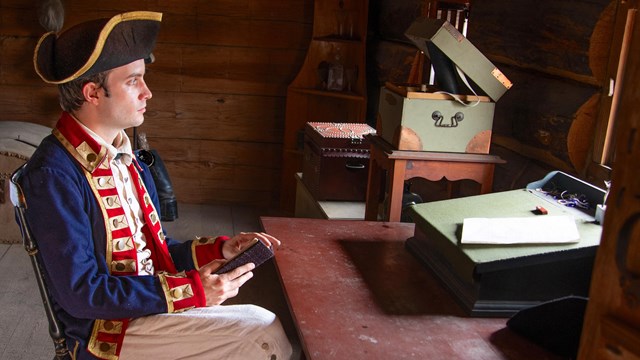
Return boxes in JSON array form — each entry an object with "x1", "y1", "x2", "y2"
[
  {"x1": 1, "y1": 0, "x2": 618, "y2": 207},
  {"x1": 367, "y1": 0, "x2": 617, "y2": 192},
  {"x1": 0, "y1": 0, "x2": 313, "y2": 208},
  {"x1": 471, "y1": 0, "x2": 615, "y2": 174}
]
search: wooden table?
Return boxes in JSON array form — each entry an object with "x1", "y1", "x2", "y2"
[
  {"x1": 260, "y1": 217, "x2": 560, "y2": 360},
  {"x1": 364, "y1": 135, "x2": 505, "y2": 221}
]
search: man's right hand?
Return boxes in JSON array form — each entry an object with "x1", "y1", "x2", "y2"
[{"x1": 197, "y1": 260, "x2": 255, "y2": 306}]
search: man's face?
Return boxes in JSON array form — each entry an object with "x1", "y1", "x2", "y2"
[{"x1": 97, "y1": 59, "x2": 152, "y2": 131}]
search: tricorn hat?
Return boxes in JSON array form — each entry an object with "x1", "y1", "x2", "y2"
[{"x1": 34, "y1": 11, "x2": 162, "y2": 84}]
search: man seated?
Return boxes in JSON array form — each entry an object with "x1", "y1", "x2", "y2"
[{"x1": 23, "y1": 10, "x2": 292, "y2": 360}]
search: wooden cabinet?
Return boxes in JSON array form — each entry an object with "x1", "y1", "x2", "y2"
[
  {"x1": 578, "y1": 3, "x2": 640, "y2": 358},
  {"x1": 280, "y1": 0, "x2": 369, "y2": 212}
]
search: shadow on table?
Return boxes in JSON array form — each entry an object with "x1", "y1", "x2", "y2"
[
  {"x1": 490, "y1": 327, "x2": 569, "y2": 360},
  {"x1": 339, "y1": 239, "x2": 466, "y2": 316}
]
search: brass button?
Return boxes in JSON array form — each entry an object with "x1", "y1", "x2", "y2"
[
  {"x1": 86, "y1": 153, "x2": 97, "y2": 163},
  {"x1": 103, "y1": 321, "x2": 114, "y2": 331},
  {"x1": 171, "y1": 288, "x2": 183, "y2": 299},
  {"x1": 115, "y1": 263, "x2": 126, "y2": 271},
  {"x1": 99, "y1": 342, "x2": 111, "y2": 352}
]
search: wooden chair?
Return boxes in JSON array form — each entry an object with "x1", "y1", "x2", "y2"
[
  {"x1": 424, "y1": 0, "x2": 470, "y2": 34},
  {"x1": 10, "y1": 165, "x2": 71, "y2": 360}
]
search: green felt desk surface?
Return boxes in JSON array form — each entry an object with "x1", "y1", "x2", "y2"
[
  {"x1": 406, "y1": 189, "x2": 602, "y2": 316},
  {"x1": 407, "y1": 189, "x2": 602, "y2": 272}
]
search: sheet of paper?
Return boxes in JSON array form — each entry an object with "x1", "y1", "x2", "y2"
[{"x1": 461, "y1": 215, "x2": 580, "y2": 245}]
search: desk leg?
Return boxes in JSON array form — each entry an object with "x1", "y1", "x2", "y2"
[
  {"x1": 479, "y1": 164, "x2": 496, "y2": 194},
  {"x1": 446, "y1": 181, "x2": 460, "y2": 198},
  {"x1": 365, "y1": 156, "x2": 382, "y2": 221},
  {"x1": 386, "y1": 159, "x2": 406, "y2": 222}
]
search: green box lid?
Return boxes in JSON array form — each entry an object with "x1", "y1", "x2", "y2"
[{"x1": 404, "y1": 17, "x2": 512, "y2": 102}]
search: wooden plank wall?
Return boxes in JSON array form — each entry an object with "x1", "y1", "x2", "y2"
[
  {"x1": 1, "y1": 0, "x2": 617, "y2": 207},
  {"x1": 0, "y1": 0, "x2": 313, "y2": 208},
  {"x1": 470, "y1": 0, "x2": 615, "y2": 174},
  {"x1": 367, "y1": 0, "x2": 617, "y2": 191}
]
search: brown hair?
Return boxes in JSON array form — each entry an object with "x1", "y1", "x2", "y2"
[{"x1": 57, "y1": 71, "x2": 111, "y2": 112}]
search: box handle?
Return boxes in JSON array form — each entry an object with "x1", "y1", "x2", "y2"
[
  {"x1": 345, "y1": 162, "x2": 366, "y2": 170},
  {"x1": 432, "y1": 111, "x2": 464, "y2": 128}
]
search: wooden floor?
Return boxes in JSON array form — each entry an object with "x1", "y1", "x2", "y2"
[{"x1": 0, "y1": 203, "x2": 301, "y2": 360}]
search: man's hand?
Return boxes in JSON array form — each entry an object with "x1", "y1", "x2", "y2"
[
  {"x1": 196, "y1": 232, "x2": 281, "y2": 306},
  {"x1": 221, "y1": 232, "x2": 281, "y2": 260},
  {"x1": 198, "y1": 261, "x2": 255, "y2": 306}
]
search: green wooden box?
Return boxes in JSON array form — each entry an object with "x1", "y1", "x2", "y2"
[
  {"x1": 405, "y1": 173, "x2": 605, "y2": 317},
  {"x1": 377, "y1": 18, "x2": 512, "y2": 153}
]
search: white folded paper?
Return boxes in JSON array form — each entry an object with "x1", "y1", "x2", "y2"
[{"x1": 461, "y1": 215, "x2": 580, "y2": 245}]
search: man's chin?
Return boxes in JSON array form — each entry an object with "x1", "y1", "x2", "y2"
[{"x1": 133, "y1": 116, "x2": 145, "y2": 127}]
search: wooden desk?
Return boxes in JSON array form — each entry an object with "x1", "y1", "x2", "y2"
[
  {"x1": 406, "y1": 189, "x2": 602, "y2": 316},
  {"x1": 261, "y1": 217, "x2": 560, "y2": 360},
  {"x1": 364, "y1": 135, "x2": 505, "y2": 221}
]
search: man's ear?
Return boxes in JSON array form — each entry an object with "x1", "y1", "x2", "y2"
[{"x1": 82, "y1": 82, "x2": 100, "y2": 104}]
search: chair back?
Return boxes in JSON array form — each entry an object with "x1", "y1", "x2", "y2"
[{"x1": 10, "y1": 165, "x2": 71, "y2": 360}]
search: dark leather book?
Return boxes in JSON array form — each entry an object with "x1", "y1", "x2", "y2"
[{"x1": 214, "y1": 239, "x2": 274, "y2": 274}]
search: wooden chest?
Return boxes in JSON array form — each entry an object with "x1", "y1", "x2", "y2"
[
  {"x1": 378, "y1": 84, "x2": 496, "y2": 153},
  {"x1": 302, "y1": 122, "x2": 375, "y2": 201},
  {"x1": 377, "y1": 18, "x2": 512, "y2": 153}
]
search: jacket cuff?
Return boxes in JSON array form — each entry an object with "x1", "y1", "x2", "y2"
[
  {"x1": 87, "y1": 319, "x2": 129, "y2": 360},
  {"x1": 190, "y1": 235, "x2": 230, "y2": 269},
  {"x1": 158, "y1": 270, "x2": 206, "y2": 313}
]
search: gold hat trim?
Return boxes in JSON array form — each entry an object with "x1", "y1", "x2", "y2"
[{"x1": 34, "y1": 11, "x2": 163, "y2": 84}]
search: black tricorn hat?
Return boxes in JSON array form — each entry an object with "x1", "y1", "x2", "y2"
[{"x1": 34, "y1": 11, "x2": 162, "y2": 84}]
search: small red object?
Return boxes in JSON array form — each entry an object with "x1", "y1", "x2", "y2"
[{"x1": 536, "y1": 206, "x2": 548, "y2": 215}]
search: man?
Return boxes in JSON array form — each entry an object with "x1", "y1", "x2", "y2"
[{"x1": 23, "y1": 11, "x2": 292, "y2": 359}]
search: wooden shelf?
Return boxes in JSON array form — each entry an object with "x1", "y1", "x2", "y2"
[
  {"x1": 288, "y1": 86, "x2": 366, "y2": 101},
  {"x1": 280, "y1": 0, "x2": 369, "y2": 213},
  {"x1": 313, "y1": 35, "x2": 364, "y2": 44},
  {"x1": 294, "y1": 173, "x2": 365, "y2": 220}
]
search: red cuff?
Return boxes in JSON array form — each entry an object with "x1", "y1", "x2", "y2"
[
  {"x1": 87, "y1": 319, "x2": 129, "y2": 359},
  {"x1": 191, "y1": 235, "x2": 230, "y2": 269},
  {"x1": 158, "y1": 270, "x2": 206, "y2": 312}
]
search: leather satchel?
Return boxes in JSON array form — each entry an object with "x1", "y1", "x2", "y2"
[{"x1": 134, "y1": 131, "x2": 178, "y2": 221}]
